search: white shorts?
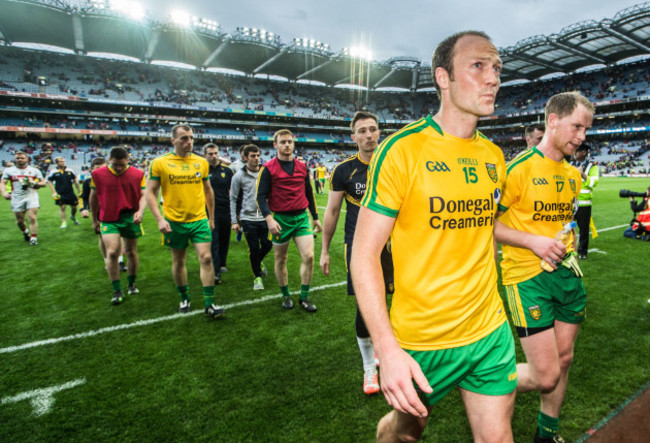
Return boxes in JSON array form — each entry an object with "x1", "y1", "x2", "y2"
[{"x1": 11, "y1": 193, "x2": 40, "y2": 212}]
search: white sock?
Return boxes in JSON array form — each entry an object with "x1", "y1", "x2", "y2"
[
  {"x1": 357, "y1": 336, "x2": 376, "y2": 371},
  {"x1": 118, "y1": 255, "x2": 124, "y2": 264}
]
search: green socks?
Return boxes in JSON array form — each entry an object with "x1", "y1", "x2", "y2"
[
  {"x1": 177, "y1": 285, "x2": 190, "y2": 302},
  {"x1": 280, "y1": 285, "x2": 290, "y2": 298},
  {"x1": 537, "y1": 411, "x2": 559, "y2": 438},
  {"x1": 300, "y1": 284, "x2": 310, "y2": 301},
  {"x1": 111, "y1": 280, "x2": 121, "y2": 292},
  {"x1": 127, "y1": 275, "x2": 136, "y2": 287},
  {"x1": 203, "y1": 286, "x2": 215, "y2": 308}
]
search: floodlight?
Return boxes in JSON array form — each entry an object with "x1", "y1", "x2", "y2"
[
  {"x1": 170, "y1": 10, "x2": 192, "y2": 27},
  {"x1": 345, "y1": 46, "x2": 372, "y2": 61},
  {"x1": 110, "y1": 0, "x2": 145, "y2": 20}
]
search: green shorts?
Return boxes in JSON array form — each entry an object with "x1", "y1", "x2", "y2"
[
  {"x1": 270, "y1": 211, "x2": 313, "y2": 245},
  {"x1": 406, "y1": 322, "x2": 517, "y2": 407},
  {"x1": 100, "y1": 213, "x2": 144, "y2": 239},
  {"x1": 505, "y1": 266, "x2": 586, "y2": 337},
  {"x1": 163, "y1": 218, "x2": 212, "y2": 249}
]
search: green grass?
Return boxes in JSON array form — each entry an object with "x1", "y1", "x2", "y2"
[{"x1": 0, "y1": 178, "x2": 648, "y2": 442}]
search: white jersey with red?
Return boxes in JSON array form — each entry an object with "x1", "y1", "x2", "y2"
[{"x1": 2, "y1": 165, "x2": 43, "y2": 200}]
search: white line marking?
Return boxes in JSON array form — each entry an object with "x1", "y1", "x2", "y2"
[
  {"x1": 0, "y1": 282, "x2": 346, "y2": 355},
  {"x1": 1, "y1": 378, "x2": 86, "y2": 416},
  {"x1": 596, "y1": 224, "x2": 628, "y2": 232},
  {"x1": 0, "y1": 222, "x2": 629, "y2": 356},
  {"x1": 588, "y1": 249, "x2": 607, "y2": 255}
]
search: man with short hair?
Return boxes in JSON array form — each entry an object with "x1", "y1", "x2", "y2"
[
  {"x1": 205, "y1": 143, "x2": 234, "y2": 283},
  {"x1": 320, "y1": 111, "x2": 393, "y2": 396},
  {"x1": 525, "y1": 124, "x2": 545, "y2": 149},
  {"x1": 498, "y1": 91, "x2": 594, "y2": 443},
  {"x1": 257, "y1": 129, "x2": 322, "y2": 312},
  {"x1": 146, "y1": 124, "x2": 225, "y2": 317},
  {"x1": 570, "y1": 143, "x2": 599, "y2": 259},
  {"x1": 47, "y1": 157, "x2": 81, "y2": 228},
  {"x1": 351, "y1": 31, "x2": 518, "y2": 442},
  {"x1": 1, "y1": 151, "x2": 47, "y2": 245},
  {"x1": 83, "y1": 157, "x2": 126, "y2": 269},
  {"x1": 230, "y1": 144, "x2": 272, "y2": 290},
  {"x1": 90, "y1": 146, "x2": 146, "y2": 305}
]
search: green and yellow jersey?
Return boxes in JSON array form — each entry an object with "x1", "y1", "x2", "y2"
[
  {"x1": 149, "y1": 152, "x2": 210, "y2": 223},
  {"x1": 498, "y1": 147, "x2": 581, "y2": 285},
  {"x1": 362, "y1": 115, "x2": 507, "y2": 351}
]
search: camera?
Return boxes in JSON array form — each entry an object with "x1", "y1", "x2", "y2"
[{"x1": 619, "y1": 189, "x2": 647, "y2": 198}]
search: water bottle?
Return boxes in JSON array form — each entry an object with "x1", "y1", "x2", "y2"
[{"x1": 540, "y1": 220, "x2": 577, "y2": 272}]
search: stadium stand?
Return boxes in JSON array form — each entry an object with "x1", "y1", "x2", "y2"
[{"x1": 0, "y1": 0, "x2": 649, "y2": 176}]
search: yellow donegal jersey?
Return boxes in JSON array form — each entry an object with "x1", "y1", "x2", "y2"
[
  {"x1": 499, "y1": 147, "x2": 581, "y2": 285},
  {"x1": 149, "y1": 152, "x2": 209, "y2": 223},
  {"x1": 362, "y1": 115, "x2": 507, "y2": 351}
]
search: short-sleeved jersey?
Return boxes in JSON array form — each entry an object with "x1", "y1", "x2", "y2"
[
  {"x1": 47, "y1": 167, "x2": 76, "y2": 195},
  {"x1": 362, "y1": 115, "x2": 507, "y2": 351},
  {"x1": 317, "y1": 166, "x2": 327, "y2": 179},
  {"x1": 149, "y1": 152, "x2": 209, "y2": 223},
  {"x1": 498, "y1": 147, "x2": 581, "y2": 285},
  {"x1": 329, "y1": 154, "x2": 369, "y2": 244},
  {"x1": 2, "y1": 166, "x2": 43, "y2": 199}
]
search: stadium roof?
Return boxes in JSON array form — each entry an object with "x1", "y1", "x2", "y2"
[{"x1": 1, "y1": 0, "x2": 649, "y2": 90}]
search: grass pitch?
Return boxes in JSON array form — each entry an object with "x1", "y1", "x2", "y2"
[{"x1": 0, "y1": 177, "x2": 648, "y2": 442}]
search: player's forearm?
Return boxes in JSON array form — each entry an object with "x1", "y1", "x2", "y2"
[
  {"x1": 494, "y1": 219, "x2": 537, "y2": 249},
  {"x1": 145, "y1": 191, "x2": 163, "y2": 222},
  {"x1": 89, "y1": 191, "x2": 99, "y2": 221},
  {"x1": 352, "y1": 250, "x2": 400, "y2": 356},
  {"x1": 320, "y1": 208, "x2": 340, "y2": 254}
]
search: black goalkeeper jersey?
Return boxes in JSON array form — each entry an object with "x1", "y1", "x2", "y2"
[{"x1": 329, "y1": 154, "x2": 369, "y2": 244}]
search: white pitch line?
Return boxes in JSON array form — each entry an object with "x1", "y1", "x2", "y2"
[
  {"x1": 0, "y1": 281, "x2": 346, "y2": 355},
  {"x1": 0, "y1": 222, "x2": 629, "y2": 356},
  {"x1": 1, "y1": 378, "x2": 86, "y2": 416},
  {"x1": 595, "y1": 224, "x2": 628, "y2": 232}
]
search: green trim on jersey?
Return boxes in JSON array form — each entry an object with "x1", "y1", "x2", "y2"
[
  {"x1": 363, "y1": 117, "x2": 431, "y2": 215},
  {"x1": 506, "y1": 147, "x2": 543, "y2": 174}
]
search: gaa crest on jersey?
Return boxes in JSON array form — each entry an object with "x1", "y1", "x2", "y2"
[
  {"x1": 195, "y1": 172, "x2": 202, "y2": 178},
  {"x1": 485, "y1": 163, "x2": 497, "y2": 183},
  {"x1": 569, "y1": 178, "x2": 576, "y2": 194},
  {"x1": 220, "y1": 172, "x2": 226, "y2": 178},
  {"x1": 528, "y1": 305, "x2": 542, "y2": 320}
]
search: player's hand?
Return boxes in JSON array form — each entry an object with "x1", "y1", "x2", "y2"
[
  {"x1": 530, "y1": 236, "x2": 566, "y2": 271},
  {"x1": 92, "y1": 219, "x2": 100, "y2": 233},
  {"x1": 561, "y1": 251, "x2": 583, "y2": 278},
  {"x1": 267, "y1": 219, "x2": 282, "y2": 235},
  {"x1": 231, "y1": 223, "x2": 241, "y2": 233},
  {"x1": 320, "y1": 252, "x2": 330, "y2": 276},
  {"x1": 158, "y1": 219, "x2": 172, "y2": 234},
  {"x1": 133, "y1": 211, "x2": 143, "y2": 224},
  {"x1": 378, "y1": 347, "x2": 433, "y2": 418},
  {"x1": 208, "y1": 218, "x2": 215, "y2": 230},
  {"x1": 313, "y1": 220, "x2": 323, "y2": 233}
]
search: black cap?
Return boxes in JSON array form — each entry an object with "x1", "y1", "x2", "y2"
[{"x1": 576, "y1": 143, "x2": 590, "y2": 152}]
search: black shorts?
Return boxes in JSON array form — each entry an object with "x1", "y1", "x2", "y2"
[
  {"x1": 56, "y1": 194, "x2": 78, "y2": 206},
  {"x1": 345, "y1": 242, "x2": 394, "y2": 296}
]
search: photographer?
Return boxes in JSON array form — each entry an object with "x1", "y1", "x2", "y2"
[{"x1": 623, "y1": 187, "x2": 650, "y2": 240}]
